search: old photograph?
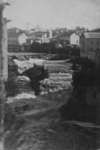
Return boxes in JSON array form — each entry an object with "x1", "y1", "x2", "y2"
[{"x1": 0, "y1": 0, "x2": 100, "y2": 149}]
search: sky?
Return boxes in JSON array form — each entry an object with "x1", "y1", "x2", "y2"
[{"x1": 4, "y1": 0, "x2": 100, "y2": 29}]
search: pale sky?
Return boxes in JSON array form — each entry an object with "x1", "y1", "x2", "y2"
[{"x1": 4, "y1": 0, "x2": 100, "y2": 29}]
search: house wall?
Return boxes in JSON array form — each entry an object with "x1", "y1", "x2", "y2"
[
  {"x1": 80, "y1": 36, "x2": 100, "y2": 63},
  {"x1": 18, "y1": 33, "x2": 27, "y2": 45},
  {"x1": 70, "y1": 33, "x2": 80, "y2": 46},
  {"x1": 80, "y1": 38, "x2": 85, "y2": 57}
]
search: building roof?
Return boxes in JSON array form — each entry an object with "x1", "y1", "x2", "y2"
[{"x1": 84, "y1": 32, "x2": 100, "y2": 39}]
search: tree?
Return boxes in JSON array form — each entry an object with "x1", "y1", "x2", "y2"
[{"x1": 0, "y1": 1, "x2": 9, "y2": 149}]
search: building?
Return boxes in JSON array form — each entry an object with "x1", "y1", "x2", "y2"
[
  {"x1": 8, "y1": 28, "x2": 28, "y2": 51},
  {"x1": 18, "y1": 33, "x2": 27, "y2": 45},
  {"x1": 8, "y1": 28, "x2": 20, "y2": 45},
  {"x1": 8, "y1": 28, "x2": 27, "y2": 45},
  {"x1": 80, "y1": 32, "x2": 100, "y2": 63},
  {"x1": 27, "y1": 30, "x2": 53, "y2": 44},
  {"x1": 41, "y1": 30, "x2": 53, "y2": 43},
  {"x1": 70, "y1": 33, "x2": 80, "y2": 46}
]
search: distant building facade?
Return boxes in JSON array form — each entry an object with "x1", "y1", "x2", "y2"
[
  {"x1": 80, "y1": 32, "x2": 100, "y2": 63},
  {"x1": 27, "y1": 30, "x2": 53, "y2": 44},
  {"x1": 18, "y1": 33, "x2": 27, "y2": 45},
  {"x1": 8, "y1": 28, "x2": 28, "y2": 52},
  {"x1": 8, "y1": 28, "x2": 27, "y2": 45},
  {"x1": 70, "y1": 33, "x2": 80, "y2": 46}
]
